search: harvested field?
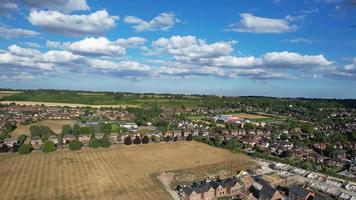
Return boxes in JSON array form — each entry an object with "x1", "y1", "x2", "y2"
[
  {"x1": 0, "y1": 101, "x2": 138, "y2": 108},
  {"x1": 0, "y1": 142, "x2": 255, "y2": 200},
  {"x1": 11, "y1": 120, "x2": 76, "y2": 137}
]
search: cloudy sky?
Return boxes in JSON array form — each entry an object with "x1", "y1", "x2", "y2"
[{"x1": 0, "y1": 0, "x2": 355, "y2": 98}]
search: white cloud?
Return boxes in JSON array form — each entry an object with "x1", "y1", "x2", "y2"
[
  {"x1": 152, "y1": 35, "x2": 235, "y2": 61},
  {"x1": 124, "y1": 12, "x2": 180, "y2": 32},
  {"x1": 8, "y1": 44, "x2": 41, "y2": 57},
  {"x1": 0, "y1": 45, "x2": 81, "y2": 71},
  {"x1": 0, "y1": 25, "x2": 40, "y2": 38},
  {"x1": 24, "y1": 0, "x2": 90, "y2": 14},
  {"x1": 226, "y1": 13, "x2": 298, "y2": 33},
  {"x1": 330, "y1": 57, "x2": 356, "y2": 79},
  {"x1": 263, "y1": 51, "x2": 332, "y2": 68},
  {"x1": 148, "y1": 35, "x2": 334, "y2": 80},
  {"x1": 87, "y1": 59, "x2": 150, "y2": 72},
  {"x1": 28, "y1": 10, "x2": 118, "y2": 36},
  {"x1": 47, "y1": 37, "x2": 146, "y2": 56}
]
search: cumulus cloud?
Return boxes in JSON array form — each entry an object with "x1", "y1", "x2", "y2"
[
  {"x1": 0, "y1": 45, "x2": 81, "y2": 71},
  {"x1": 0, "y1": 25, "x2": 40, "y2": 38},
  {"x1": 148, "y1": 35, "x2": 334, "y2": 80},
  {"x1": 226, "y1": 13, "x2": 298, "y2": 33},
  {"x1": 263, "y1": 51, "x2": 332, "y2": 68},
  {"x1": 28, "y1": 10, "x2": 118, "y2": 36},
  {"x1": 47, "y1": 37, "x2": 146, "y2": 56},
  {"x1": 24, "y1": 0, "x2": 90, "y2": 14},
  {"x1": 330, "y1": 57, "x2": 356, "y2": 79},
  {"x1": 152, "y1": 35, "x2": 236, "y2": 61},
  {"x1": 124, "y1": 12, "x2": 180, "y2": 32}
]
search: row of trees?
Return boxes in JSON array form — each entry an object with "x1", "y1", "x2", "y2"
[{"x1": 123, "y1": 133, "x2": 193, "y2": 145}]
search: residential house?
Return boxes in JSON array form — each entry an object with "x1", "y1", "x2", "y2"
[
  {"x1": 78, "y1": 134, "x2": 91, "y2": 144},
  {"x1": 330, "y1": 150, "x2": 346, "y2": 160},
  {"x1": 4, "y1": 137, "x2": 18, "y2": 148},
  {"x1": 211, "y1": 181, "x2": 227, "y2": 197},
  {"x1": 95, "y1": 133, "x2": 104, "y2": 140},
  {"x1": 63, "y1": 134, "x2": 75, "y2": 144},
  {"x1": 182, "y1": 187, "x2": 201, "y2": 200},
  {"x1": 224, "y1": 178, "x2": 243, "y2": 195},
  {"x1": 31, "y1": 136, "x2": 42, "y2": 149},
  {"x1": 289, "y1": 185, "x2": 315, "y2": 200},
  {"x1": 326, "y1": 158, "x2": 348, "y2": 168},
  {"x1": 48, "y1": 135, "x2": 59, "y2": 145},
  {"x1": 110, "y1": 132, "x2": 119, "y2": 143}
]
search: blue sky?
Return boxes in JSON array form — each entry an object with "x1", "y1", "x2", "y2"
[{"x1": 0, "y1": 0, "x2": 355, "y2": 98}]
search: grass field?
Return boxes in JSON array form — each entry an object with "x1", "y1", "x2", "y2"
[
  {"x1": 0, "y1": 142, "x2": 254, "y2": 200},
  {"x1": 0, "y1": 101, "x2": 138, "y2": 108},
  {"x1": 0, "y1": 91, "x2": 21, "y2": 99},
  {"x1": 11, "y1": 120, "x2": 76, "y2": 137}
]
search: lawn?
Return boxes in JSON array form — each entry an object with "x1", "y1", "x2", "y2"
[
  {"x1": 0, "y1": 142, "x2": 255, "y2": 200},
  {"x1": 11, "y1": 119, "x2": 76, "y2": 137}
]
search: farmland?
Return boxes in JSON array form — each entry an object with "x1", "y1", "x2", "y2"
[
  {"x1": 11, "y1": 120, "x2": 76, "y2": 137},
  {"x1": 0, "y1": 142, "x2": 254, "y2": 200},
  {"x1": 0, "y1": 101, "x2": 137, "y2": 108}
]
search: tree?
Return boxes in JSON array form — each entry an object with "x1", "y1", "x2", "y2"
[
  {"x1": 42, "y1": 140, "x2": 56, "y2": 153},
  {"x1": 226, "y1": 138, "x2": 241, "y2": 150},
  {"x1": 3, "y1": 122, "x2": 16, "y2": 134},
  {"x1": 133, "y1": 136, "x2": 141, "y2": 144},
  {"x1": 173, "y1": 135, "x2": 178, "y2": 142},
  {"x1": 282, "y1": 150, "x2": 292, "y2": 158},
  {"x1": 124, "y1": 136, "x2": 132, "y2": 145},
  {"x1": 100, "y1": 123, "x2": 113, "y2": 134},
  {"x1": 69, "y1": 140, "x2": 82, "y2": 151},
  {"x1": 212, "y1": 135, "x2": 222, "y2": 146},
  {"x1": 89, "y1": 138, "x2": 100, "y2": 148},
  {"x1": 186, "y1": 133, "x2": 193, "y2": 141},
  {"x1": 73, "y1": 124, "x2": 82, "y2": 137},
  {"x1": 18, "y1": 134, "x2": 27, "y2": 144},
  {"x1": 30, "y1": 125, "x2": 54, "y2": 141},
  {"x1": 18, "y1": 144, "x2": 31, "y2": 154},
  {"x1": 142, "y1": 135, "x2": 150, "y2": 144},
  {"x1": 100, "y1": 136, "x2": 111, "y2": 148},
  {"x1": 164, "y1": 135, "x2": 171, "y2": 142},
  {"x1": 61, "y1": 125, "x2": 72, "y2": 136},
  {"x1": 151, "y1": 135, "x2": 159, "y2": 143},
  {"x1": 0, "y1": 144, "x2": 9, "y2": 152}
]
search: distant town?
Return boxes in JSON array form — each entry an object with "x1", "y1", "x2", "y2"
[{"x1": 0, "y1": 89, "x2": 355, "y2": 200}]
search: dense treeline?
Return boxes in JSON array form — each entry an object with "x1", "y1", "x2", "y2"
[{"x1": 2, "y1": 89, "x2": 356, "y2": 108}]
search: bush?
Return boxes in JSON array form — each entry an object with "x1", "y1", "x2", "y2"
[
  {"x1": 18, "y1": 144, "x2": 31, "y2": 154},
  {"x1": 69, "y1": 140, "x2": 82, "y2": 151},
  {"x1": 142, "y1": 135, "x2": 149, "y2": 144},
  {"x1": 89, "y1": 138, "x2": 100, "y2": 148},
  {"x1": 124, "y1": 136, "x2": 132, "y2": 145},
  {"x1": 42, "y1": 140, "x2": 56, "y2": 153},
  {"x1": 164, "y1": 135, "x2": 171, "y2": 142},
  {"x1": 133, "y1": 136, "x2": 141, "y2": 144},
  {"x1": 100, "y1": 136, "x2": 111, "y2": 148},
  {"x1": 18, "y1": 134, "x2": 27, "y2": 144},
  {"x1": 186, "y1": 134, "x2": 193, "y2": 141}
]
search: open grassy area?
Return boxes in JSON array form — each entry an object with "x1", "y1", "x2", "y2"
[
  {"x1": 0, "y1": 142, "x2": 254, "y2": 200},
  {"x1": 11, "y1": 119, "x2": 76, "y2": 137}
]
